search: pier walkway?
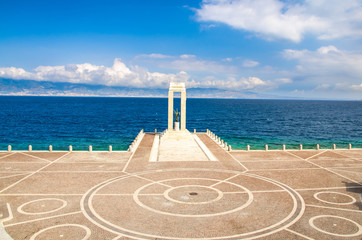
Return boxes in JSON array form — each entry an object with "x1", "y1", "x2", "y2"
[{"x1": 0, "y1": 132, "x2": 361, "y2": 239}]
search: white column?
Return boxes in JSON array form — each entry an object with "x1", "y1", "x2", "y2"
[
  {"x1": 181, "y1": 91, "x2": 186, "y2": 131},
  {"x1": 168, "y1": 91, "x2": 174, "y2": 131}
]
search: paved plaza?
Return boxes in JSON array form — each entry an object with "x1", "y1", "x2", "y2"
[{"x1": 0, "y1": 132, "x2": 361, "y2": 239}]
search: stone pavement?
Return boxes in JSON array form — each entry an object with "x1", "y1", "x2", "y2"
[{"x1": 0, "y1": 132, "x2": 361, "y2": 239}]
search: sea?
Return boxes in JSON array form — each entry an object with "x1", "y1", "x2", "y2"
[{"x1": 0, "y1": 96, "x2": 361, "y2": 151}]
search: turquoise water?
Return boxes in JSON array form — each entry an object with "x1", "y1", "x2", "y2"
[{"x1": 0, "y1": 96, "x2": 361, "y2": 150}]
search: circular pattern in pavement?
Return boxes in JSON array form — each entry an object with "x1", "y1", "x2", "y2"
[
  {"x1": 134, "y1": 178, "x2": 253, "y2": 217},
  {"x1": 29, "y1": 224, "x2": 91, "y2": 240},
  {"x1": 81, "y1": 169, "x2": 305, "y2": 240},
  {"x1": 164, "y1": 184, "x2": 224, "y2": 205},
  {"x1": 314, "y1": 191, "x2": 356, "y2": 205},
  {"x1": 309, "y1": 215, "x2": 362, "y2": 237},
  {"x1": 17, "y1": 198, "x2": 67, "y2": 215}
]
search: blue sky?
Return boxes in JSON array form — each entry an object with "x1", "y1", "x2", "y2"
[{"x1": 0, "y1": 0, "x2": 361, "y2": 99}]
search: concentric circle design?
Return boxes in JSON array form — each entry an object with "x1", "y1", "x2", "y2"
[
  {"x1": 314, "y1": 191, "x2": 356, "y2": 205},
  {"x1": 17, "y1": 198, "x2": 67, "y2": 215},
  {"x1": 133, "y1": 177, "x2": 253, "y2": 217},
  {"x1": 81, "y1": 169, "x2": 305, "y2": 240},
  {"x1": 164, "y1": 185, "x2": 223, "y2": 204},
  {"x1": 29, "y1": 224, "x2": 91, "y2": 240},
  {"x1": 309, "y1": 215, "x2": 362, "y2": 237}
]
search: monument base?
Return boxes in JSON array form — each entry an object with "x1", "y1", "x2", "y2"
[{"x1": 174, "y1": 122, "x2": 180, "y2": 131}]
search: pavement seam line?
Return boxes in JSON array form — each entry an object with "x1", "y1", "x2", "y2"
[
  {"x1": 329, "y1": 168, "x2": 362, "y2": 174},
  {"x1": 0, "y1": 152, "x2": 70, "y2": 194},
  {"x1": 0, "y1": 153, "x2": 15, "y2": 160},
  {"x1": 4, "y1": 211, "x2": 82, "y2": 227},
  {"x1": 225, "y1": 151, "x2": 249, "y2": 171},
  {"x1": 306, "y1": 204, "x2": 362, "y2": 213},
  {"x1": 0, "y1": 173, "x2": 31, "y2": 179},
  {"x1": 122, "y1": 133, "x2": 145, "y2": 172},
  {"x1": 285, "y1": 228, "x2": 315, "y2": 240},
  {"x1": 304, "y1": 150, "x2": 329, "y2": 160},
  {"x1": 19, "y1": 152, "x2": 52, "y2": 163},
  {"x1": 132, "y1": 174, "x2": 173, "y2": 188},
  {"x1": 204, "y1": 133, "x2": 249, "y2": 171},
  {"x1": 248, "y1": 167, "x2": 321, "y2": 172},
  {"x1": 285, "y1": 150, "x2": 362, "y2": 185},
  {"x1": 209, "y1": 174, "x2": 239, "y2": 187},
  {"x1": 237, "y1": 159, "x2": 306, "y2": 162},
  {"x1": 39, "y1": 171, "x2": 126, "y2": 173},
  {"x1": 330, "y1": 165, "x2": 362, "y2": 169},
  {"x1": 295, "y1": 186, "x2": 362, "y2": 191},
  {"x1": 290, "y1": 150, "x2": 362, "y2": 186},
  {"x1": 284, "y1": 150, "x2": 326, "y2": 161},
  {"x1": 330, "y1": 150, "x2": 362, "y2": 162},
  {"x1": 0, "y1": 193, "x2": 84, "y2": 196}
]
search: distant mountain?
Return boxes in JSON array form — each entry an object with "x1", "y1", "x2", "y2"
[{"x1": 0, "y1": 78, "x2": 275, "y2": 99}]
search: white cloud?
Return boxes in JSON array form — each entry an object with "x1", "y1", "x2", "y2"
[
  {"x1": 0, "y1": 59, "x2": 190, "y2": 89},
  {"x1": 351, "y1": 83, "x2": 362, "y2": 91},
  {"x1": 222, "y1": 57, "x2": 233, "y2": 62},
  {"x1": 283, "y1": 45, "x2": 362, "y2": 81},
  {"x1": 0, "y1": 67, "x2": 35, "y2": 80},
  {"x1": 335, "y1": 83, "x2": 362, "y2": 92},
  {"x1": 196, "y1": 0, "x2": 362, "y2": 42},
  {"x1": 0, "y1": 58, "x2": 292, "y2": 93},
  {"x1": 242, "y1": 59, "x2": 259, "y2": 67},
  {"x1": 187, "y1": 75, "x2": 284, "y2": 91},
  {"x1": 317, "y1": 45, "x2": 341, "y2": 54},
  {"x1": 281, "y1": 45, "x2": 362, "y2": 98},
  {"x1": 180, "y1": 54, "x2": 197, "y2": 59},
  {"x1": 275, "y1": 78, "x2": 292, "y2": 84}
]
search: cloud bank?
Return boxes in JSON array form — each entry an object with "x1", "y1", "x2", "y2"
[
  {"x1": 0, "y1": 58, "x2": 280, "y2": 92},
  {"x1": 283, "y1": 45, "x2": 362, "y2": 86},
  {"x1": 0, "y1": 59, "x2": 188, "y2": 89},
  {"x1": 196, "y1": 0, "x2": 362, "y2": 42}
]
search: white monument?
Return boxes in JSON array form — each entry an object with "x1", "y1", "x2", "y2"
[{"x1": 168, "y1": 82, "x2": 186, "y2": 131}]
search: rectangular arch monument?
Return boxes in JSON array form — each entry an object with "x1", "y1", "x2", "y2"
[{"x1": 168, "y1": 82, "x2": 186, "y2": 131}]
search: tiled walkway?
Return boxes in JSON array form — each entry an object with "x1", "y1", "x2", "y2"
[{"x1": 0, "y1": 133, "x2": 361, "y2": 239}]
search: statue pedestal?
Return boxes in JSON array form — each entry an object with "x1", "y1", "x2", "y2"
[{"x1": 174, "y1": 122, "x2": 180, "y2": 131}]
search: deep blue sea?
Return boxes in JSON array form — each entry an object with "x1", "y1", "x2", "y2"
[{"x1": 0, "y1": 96, "x2": 361, "y2": 150}]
